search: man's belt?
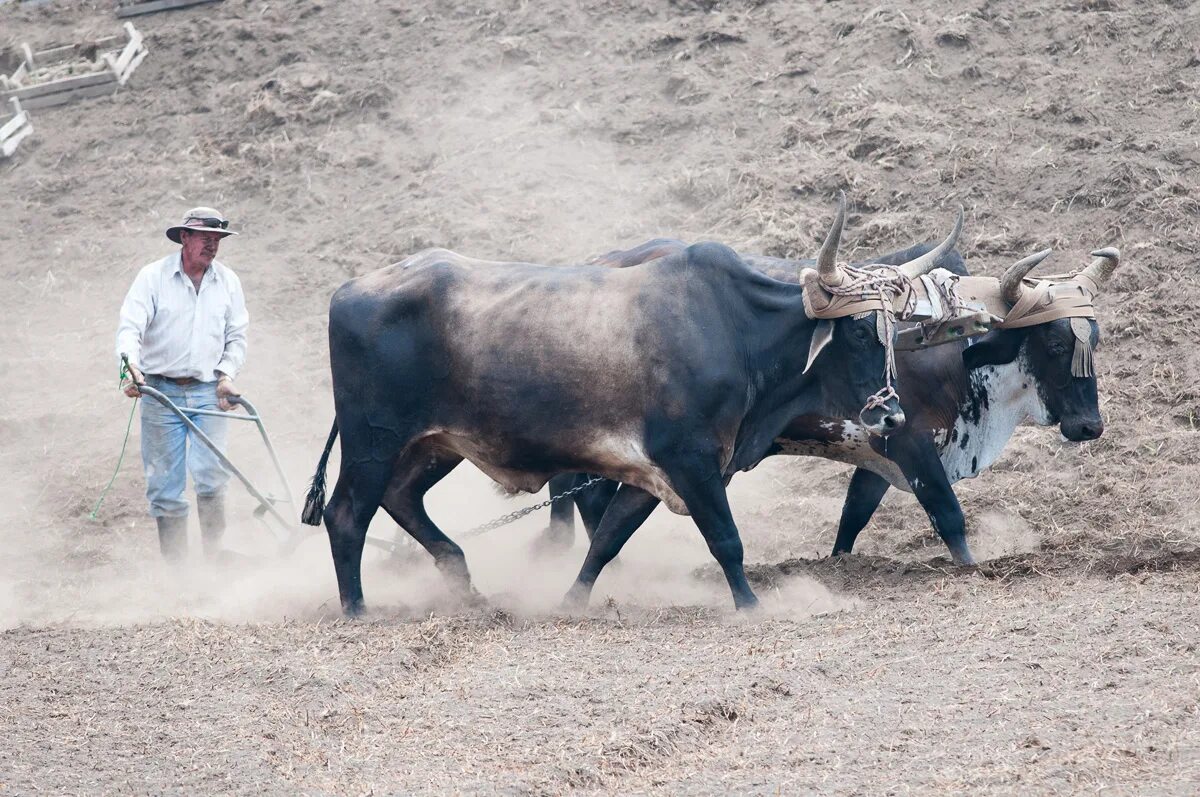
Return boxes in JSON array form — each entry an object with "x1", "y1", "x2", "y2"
[{"x1": 147, "y1": 374, "x2": 202, "y2": 386}]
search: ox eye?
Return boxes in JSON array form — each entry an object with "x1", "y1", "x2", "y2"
[
  {"x1": 853, "y1": 325, "x2": 872, "y2": 342},
  {"x1": 1048, "y1": 340, "x2": 1069, "y2": 356}
]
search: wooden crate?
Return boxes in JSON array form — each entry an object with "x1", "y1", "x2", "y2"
[
  {"x1": 0, "y1": 97, "x2": 34, "y2": 158},
  {"x1": 116, "y1": 0, "x2": 221, "y2": 18},
  {"x1": 0, "y1": 22, "x2": 148, "y2": 111}
]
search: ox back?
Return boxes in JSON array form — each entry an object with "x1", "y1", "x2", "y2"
[{"x1": 542, "y1": 240, "x2": 1105, "y2": 566}]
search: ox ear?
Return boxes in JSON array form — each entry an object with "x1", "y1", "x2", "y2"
[
  {"x1": 804, "y1": 320, "x2": 835, "y2": 374},
  {"x1": 962, "y1": 329, "x2": 1025, "y2": 370}
]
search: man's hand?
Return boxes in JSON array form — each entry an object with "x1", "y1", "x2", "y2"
[
  {"x1": 216, "y1": 375, "x2": 241, "y2": 411},
  {"x1": 122, "y1": 364, "x2": 144, "y2": 398}
]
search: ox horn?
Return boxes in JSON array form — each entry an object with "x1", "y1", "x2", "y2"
[
  {"x1": 816, "y1": 191, "x2": 847, "y2": 288},
  {"x1": 1077, "y1": 247, "x2": 1121, "y2": 290},
  {"x1": 1000, "y1": 248, "x2": 1053, "y2": 304},
  {"x1": 898, "y1": 206, "x2": 965, "y2": 278}
]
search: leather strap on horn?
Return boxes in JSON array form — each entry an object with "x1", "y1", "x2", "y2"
[
  {"x1": 801, "y1": 271, "x2": 892, "y2": 319},
  {"x1": 997, "y1": 279, "x2": 1096, "y2": 329},
  {"x1": 951, "y1": 272, "x2": 1097, "y2": 329},
  {"x1": 800, "y1": 263, "x2": 932, "y2": 320}
]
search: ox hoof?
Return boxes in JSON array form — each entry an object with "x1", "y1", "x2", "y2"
[
  {"x1": 733, "y1": 592, "x2": 761, "y2": 612},
  {"x1": 341, "y1": 599, "x2": 366, "y2": 618},
  {"x1": 456, "y1": 585, "x2": 489, "y2": 610},
  {"x1": 561, "y1": 583, "x2": 592, "y2": 612},
  {"x1": 950, "y1": 548, "x2": 978, "y2": 567}
]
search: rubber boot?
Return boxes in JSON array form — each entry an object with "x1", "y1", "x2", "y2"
[
  {"x1": 196, "y1": 493, "x2": 226, "y2": 559},
  {"x1": 156, "y1": 515, "x2": 188, "y2": 562}
]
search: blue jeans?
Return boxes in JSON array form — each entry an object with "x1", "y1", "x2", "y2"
[{"x1": 140, "y1": 376, "x2": 230, "y2": 518}]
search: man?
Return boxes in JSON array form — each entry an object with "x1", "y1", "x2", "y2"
[{"x1": 116, "y1": 207, "x2": 249, "y2": 561}]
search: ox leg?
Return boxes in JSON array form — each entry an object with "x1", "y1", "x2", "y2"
[
  {"x1": 832, "y1": 468, "x2": 891, "y2": 556},
  {"x1": 379, "y1": 449, "x2": 483, "y2": 603},
  {"x1": 576, "y1": 477, "x2": 620, "y2": 542},
  {"x1": 670, "y1": 472, "x2": 759, "y2": 610},
  {"x1": 533, "y1": 473, "x2": 582, "y2": 554},
  {"x1": 324, "y1": 460, "x2": 395, "y2": 616},
  {"x1": 888, "y1": 436, "x2": 975, "y2": 566},
  {"x1": 563, "y1": 484, "x2": 660, "y2": 609}
]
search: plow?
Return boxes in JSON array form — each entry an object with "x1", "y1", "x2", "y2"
[{"x1": 130, "y1": 381, "x2": 327, "y2": 555}]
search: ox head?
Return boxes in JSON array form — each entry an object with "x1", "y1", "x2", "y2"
[
  {"x1": 801, "y1": 195, "x2": 966, "y2": 436},
  {"x1": 800, "y1": 193, "x2": 907, "y2": 436},
  {"x1": 962, "y1": 247, "x2": 1120, "y2": 441}
]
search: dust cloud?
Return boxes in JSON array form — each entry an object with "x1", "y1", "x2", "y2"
[{"x1": 0, "y1": 447, "x2": 854, "y2": 628}]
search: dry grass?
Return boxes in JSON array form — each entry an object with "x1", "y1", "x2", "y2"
[{"x1": 2, "y1": 575, "x2": 1197, "y2": 794}]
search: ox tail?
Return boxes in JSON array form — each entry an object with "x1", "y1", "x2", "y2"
[{"x1": 301, "y1": 420, "x2": 339, "y2": 526}]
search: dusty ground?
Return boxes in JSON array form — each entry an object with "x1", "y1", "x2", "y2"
[{"x1": 1, "y1": 0, "x2": 1198, "y2": 793}]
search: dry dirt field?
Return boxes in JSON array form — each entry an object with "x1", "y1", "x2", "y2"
[{"x1": 1, "y1": 0, "x2": 1198, "y2": 794}]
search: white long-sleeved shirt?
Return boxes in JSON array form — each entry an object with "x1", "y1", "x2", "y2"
[{"x1": 115, "y1": 252, "x2": 249, "y2": 382}]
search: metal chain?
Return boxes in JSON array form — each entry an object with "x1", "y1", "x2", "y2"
[{"x1": 461, "y1": 475, "x2": 607, "y2": 538}]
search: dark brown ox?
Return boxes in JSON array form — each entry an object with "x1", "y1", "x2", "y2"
[
  {"x1": 302, "y1": 198, "x2": 959, "y2": 614},
  {"x1": 540, "y1": 242, "x2": 1119, "y2": 566}
]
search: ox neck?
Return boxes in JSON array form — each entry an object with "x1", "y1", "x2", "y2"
[
  {"x1": 726, "y1": 291, "x2": 845, "y2": 475},
  {"x1": 942, "y1": 349, "x2": 1049, "y2": 481}
]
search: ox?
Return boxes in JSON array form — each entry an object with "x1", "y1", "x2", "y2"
[
  {"x1": 302, "y1": 196, "x2": 959, "y2": 613},
  {"x1": 540, "y1": 241, "x2": 1120, "y2": 566}
]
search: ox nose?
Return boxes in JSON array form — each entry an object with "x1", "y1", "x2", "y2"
[
  {"x1": 1063, "y1": 417, "x2": 1104, "y2": 441},
  {"x1": 880, "y1": 409, "x2": 906, "y2": 436},
  {"x1": 861, "y1": 407, "x2": 906, "y2": 437}
]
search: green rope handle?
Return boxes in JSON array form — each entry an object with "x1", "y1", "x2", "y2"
[{"x1": 88, "y1": 360, "x2": 139, "y2": 520}]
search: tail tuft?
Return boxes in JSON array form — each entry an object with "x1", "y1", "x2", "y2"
[
  {"x1": 300, "y1": 420, "x2": 339, "y2": 526},
  {"x1": 300, "y1": 476, "x2": 326, "y2": 526}
]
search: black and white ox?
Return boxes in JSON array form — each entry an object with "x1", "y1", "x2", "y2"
[
  {"x1": 540, "y1": 241, "x2": 1120, "y2": 566},
  {"x1": 302, "y1": 197, "x2": 961, "y2": 613}
]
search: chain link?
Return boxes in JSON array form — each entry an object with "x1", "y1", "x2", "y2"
[{"x1": 461, "y1": 475, "x2": 606, "y2": 538}]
